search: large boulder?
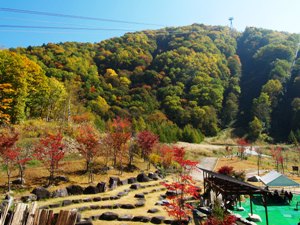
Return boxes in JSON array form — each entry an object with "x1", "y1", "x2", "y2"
[
  {"x1": 96, "y1": 182, "x2": 106, "y2": 193},
  {"x1": 31, "y1": 187, "x2": 50, "y2": 200},
  {"x1": 109, "y1": 177, "x2": 120, "y2": 189},
  {"x1": 67, "y1": 185, "x2": 84, "y2": 195},
  {"x1": 99, "y1": 212, "x2": 119, "y2": 221},
  {"x1": 52, "y1": 188, "x2": 68, "y2": 198},
  {"x1": 83, "y1": 185, "x2": 99, "y2": 194},
  {"x1": 137, "y1": 173, "x2": 150, "y2": 182}
]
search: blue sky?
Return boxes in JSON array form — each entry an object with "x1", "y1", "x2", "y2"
[{"x1": 0, "y1": 0, "x2": 299, "y2": 48}]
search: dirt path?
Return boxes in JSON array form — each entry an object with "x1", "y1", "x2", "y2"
[{"x1": 191, "y1": 157, "x2": 218, "y2": 182}]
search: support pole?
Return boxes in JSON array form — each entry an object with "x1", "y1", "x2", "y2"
[
  {"x1": 250, "y1": 194, "x2": 253, "y2": 215},
  {"x1": 263, "y1": 194, "x2": 269, "y2": 225}
]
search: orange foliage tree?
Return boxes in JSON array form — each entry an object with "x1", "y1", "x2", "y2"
[
  {"x1": 35, "y1": 132, "x2": 65, "y2": 185},
  {"x1": 76, "y1": 124, "x2": 100, "y2": 183},
  {"x1": 0, "y1": 129, "x2": 20, "y2": 192},
  {"x1": 107, "y1": 118, "x2": 131, "y2": 174}
]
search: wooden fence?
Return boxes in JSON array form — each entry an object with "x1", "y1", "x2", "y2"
[{"x1": 0, "y1": 200, "x2": 78, "y2": 225}]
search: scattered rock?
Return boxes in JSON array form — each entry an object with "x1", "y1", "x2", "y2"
[
  {"x1": 166, "y1": 190, "x2": 177, "y2": 197},
  {"x1": 110, "y1": 195, "x2": 120, "y2": 200},
  {"x1": 151, "y1": 216, "x2": 165, "y2": 224},
  {"x1": 49, "y1": 203, "x2": 61, "y2": 208},
  {"x1": 12, "y1": 178, "x2": 25, "y2": 185},
  {"x1": 148, "y1": 172, "x2": 160, "y2": 180},
  {"x1": 78, "y1": 206, "x2": 89, "y2": 212},
  {"x1": 120, "y1": 204, "x2": 135, "y2": 209},
  {"x1": 118, "y1": 214, "x2": 133, "y2": 221},
  {"x1": 132, "y1": 216, "x2": 150, "y2": 222},
  {"x1": 21, "y1": 194, "x2": 37, "y2": 202},
  {"x1": 134, "y1": 193, "x2": 145, "y2": 199},
  {"x1": 90, "y1": 215, "x2": 100, "y2": 220},
  {"x1": 102, "y1": 197, "x2": 110, "y2": 201},
  {"x1": 135, "y1": 201, "x2": 145, "y2": 207},
  {"x1": 72, "y1": 199, "x2": 83, "y2": 204},
  {"x1": 52, "y1": 188, "x2": 68, "y2": 198},
  {"x1": 117, "y1": 192, "x2": 126, "y2": 197},
  {"x1": 130, "y1": 184, "x2": 141, "y2": 190},
  {"x1": 31, "y1": 187, "x2": 50, "y2": 200},
  {"x1": 112, "y1": 204, "x2": 120, "y2": 209},
  {"x1": 90, "y1": 205, "x2": 100, "y2": 210},
  {"x1": 137, "y1": 173, "x2": 151, "y2": 182},
  {"x1": 127, "y1": 177, "x2": 137, "y2": 184},
  {"x1": 119, "y1": 179, "x2": 128, "y2": 185},
  {"x1": 83, "y1": 186, "x2": 99, "y2": 194},
  {"x1": 54, "y1": 175, "x2": 69, "y2": 182},
  {"x1": 93, "y1": 197, "x2": 101, "y2": 202},
  {"x1": 96, "y1": 182, "x2": 106, "y2": 193},
  {"x1": 109, "y1": 177, "x2": 120, "y2": 189},
  {"x1": 99, "y1": 212, "x2": 119, "y2": 221},
  {"x1": 62, "y1": 200, "x2": 72, "y2": 206},
  {"x1": 67, "y1": 185, "x2": 83, "y2": 195},
  {"x1": 148, "y1": 208, "x2": 159, "y2": 213},
  {"x1": 82, "y1": 198, "x2": 92, "y2": 202}
]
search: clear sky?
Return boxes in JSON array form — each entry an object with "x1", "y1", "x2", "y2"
[{"x1": 0, "y1": 0, "x2": 299, "y2": 48}]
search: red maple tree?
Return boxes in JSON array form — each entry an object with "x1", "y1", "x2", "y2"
[
  {"x1": 0, "y1": 130, "x2": 20, "y2": 192},
  {"x1": 163, "y1": 146, "x2": 199, "y2": 224},
  {"x1": 217, "y1": 166, "x2": 234, "y2": 176},
  {"x1": 271, "y1": 146, "x2": 284, "y2": 173},
  {"x1": 76, "y1": 124, "x2": 100, "y2": 183},
  {"x1": 237, "y1": 138, "x2": 248, "y2": 159},
  {"x1": 137, "y1": 130, "x2": 158, "y2": 169},
  {"x1": 35, "y1": 132, "x2": 65, "y2": 185},
  {"x1": 107, "y1": 117, "x2": 131, "y2": 174},
  {"x1": 204, "y1": 214, "x2": 237, "y2": 225}
]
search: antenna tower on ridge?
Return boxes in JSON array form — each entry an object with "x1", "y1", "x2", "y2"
[{"x1": 229, "y1": 17, "x2": 234, "y2": 30}]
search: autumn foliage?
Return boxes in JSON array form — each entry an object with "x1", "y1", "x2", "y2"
[
  {"x1": 35, "y1": 132, "x2": 65, "y2": 185},
  {"x1": 163, "y1": 146, "x2": 199, "y2": 223},
  {"x1": 137, "y1": 130, "x2": 158, "y2": 169},
  {"x1": 217, "y1": 166, "x2": 234, "y2": 176},
  {"x1": 270, "y1": 146, "x2": 284, "y2": 172},
  {"x1": 237, "y1": 138, "x2": 248, "y2": 159},
  {"x1": 75, "y1": 124, "x2": 100, "y2": 183}
]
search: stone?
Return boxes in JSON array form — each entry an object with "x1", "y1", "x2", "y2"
[
  {"x1": 109, "y1": 177, "x2": 120, "y2": 189},
  {"x1": 49, "y1": 203, "x2": 61, "y2": 208},
  {"x1": 134, "y1": 193, "x2": 145, "y2": 199},
  {"x1": 112, "y1": 204, "x2": 120, "y2": 209},
  {"x1": 82, "y1": 198, "x2": 92, "y2": 202},
  {"x1": 72, "y1": 199, "x2": 83, "y2": 204},
  {"x1": 135, "y1": 201, "x2": 145, "y2": 207},
  {"x1": 62, "y1": 200, "x2": 72, "y2": 206},
  {"x1": 75, "y1": 221, "x2": 93, "y2": 225},
  {"x1": 12, "y1": 178, "x2": 25, "y2": 185},
  {"x1": 119, "y1": 179, "x2": 128, "y2": 185},
  {"x1": 31, "y1": 187, "x2": 50, "y2": 200},
  {"x1": 93, "y1": 197, "x2": 101, "y2": 202},
  {"x1": 99, "y1": 212, "x2": 119, "y2": 221},
  {"x1": 130, "y1": 184, "x2": 141, "y2": 190},
  {"x1": 127, "y1": 177, "x2": 137, "y2": 184},
  {"x1": 52, "y1": 188, "x2": 68, "y2": 198},
  {"x1": 148, "y1": 172, "x2": 160, "y2": 180},
  {"x1": 67, "y1": 185, "x2": 83, "y2": 195},
  {"x1": 102, "y1": 197, "x2": 110, "y2": 201},
  {"x1": 132, "y1": 216, "x2": 150, "y2": 222},
  {"x1": 117, "y1": 192, "x2": 126, "y2": 197},
  {"x1": 96, "y1": 182, "x2": 106, "y2": 193},
  {"x1": 147, "y1": 208, "x2": 159, "y2": 213},
  {"x1": 247, "y1": 214, "x2": 262, "y2": 222},
  {"x1": 39, "y1": 205, "x2": 49, "y2": 209},
  {"x1": 78, "y1": 206, "x2": 89, "y2": 211},
  {"x1": 118, "y1": 214, "x2": 133, "y2": 221},
  {"x1": 151, "y1": 216, "x2": 165, "y2": 224},
  {"x1": 90, "y1": 205, "x2": 100, "y2": 210},
  {"x1": 54, "y1": 175, "x2": 69, "y2": 182},
  {"x1": 120, "y1": 204, "x2": 135, "y2": 209},
  {"x1": 110, "y1": 195, "x2": 120, "y2": 200},
  {"x1": 90, "y1": 215, "x2": 100, "y2": 220},
  {"x1": 83, "y1": 186, "x2": 99, "y2": 194},
  {"x1": 21, "y1": 194, "x2": 37, "y2": 202},
  {"x1": 137, "y1": 173, "x2": 150, "y2": 182}
]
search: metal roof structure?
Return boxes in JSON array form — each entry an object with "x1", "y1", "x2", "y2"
[{"x1": 260, "y1": 170, "x2": 300, "y2": 187}]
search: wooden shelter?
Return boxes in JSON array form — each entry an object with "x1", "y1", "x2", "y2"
[{"x1": 199, "y1": 167, "x2": 270, "y2": 225}]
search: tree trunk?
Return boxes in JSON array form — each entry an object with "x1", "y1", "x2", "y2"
[
  {"x1": 19, "y1": 164, "x2": 24, "y2": 185},
  {"x1": 7, "y1": 167, "x2": 11, "y2": 192}
]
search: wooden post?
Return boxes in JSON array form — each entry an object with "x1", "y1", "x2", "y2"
[
  {"x1": 250, "y1": 194, "x2": 253, "y2": 215},
  {"x1": 263, "y1": 194, "x2": 269, "y2": 225}
]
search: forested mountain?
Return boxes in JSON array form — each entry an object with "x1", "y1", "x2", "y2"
[{"x1": 1, "y1": 24, "x2": 300, "y2": 143}]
